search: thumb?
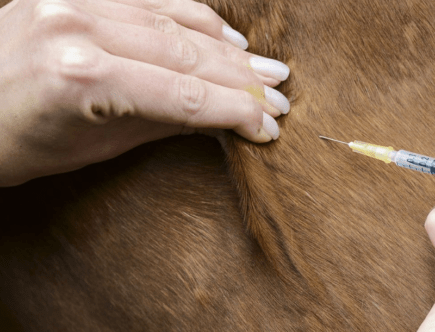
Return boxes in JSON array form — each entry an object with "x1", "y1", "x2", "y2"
[
  {"x1": 417, "y1": 209, "x2": 435, "y2": 331},
  {"x1": 418, "y1": 304, "x2": 435, "y2": 332},
  {"x1": 425, "y1": 208, "x2": 435, "y2": 248}
]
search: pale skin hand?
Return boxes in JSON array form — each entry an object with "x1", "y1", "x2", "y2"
[
  {"x1": 0, "y1": 0, "x2": 290, "y2": 187},
  {"x1": 418, "y1": 209, "x2": 435, "y2": 331}
]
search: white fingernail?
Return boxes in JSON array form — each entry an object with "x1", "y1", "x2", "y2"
[
  {"x1": 264, "y1": 86, "x2": 290, "y2": 114},
  {"x1": 222, "y1": 25, "x2": 249, "y2": 50},
  {"x1": 249, "y1": 57, "x2": 290, "y2": 81},
  {"x1": 262, "y1": 112, "x2": 280, "y2": 140}
]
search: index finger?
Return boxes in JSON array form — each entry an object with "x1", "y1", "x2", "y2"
[{"x1": 107, "y1": 0, "x2": 249, "y2": 49}]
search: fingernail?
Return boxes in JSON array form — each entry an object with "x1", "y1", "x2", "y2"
[
  {"x1": 262, "y1": 112, "x2": 280, "y2": 140},
  {"x1": 222, "y1": 25, "x2": 249, "y2": 50},
  {"x1": 249, "y1": 57, "x2": 290, "y2": 81},
  {"x1": 264, "y1": 86, "x2": 290, "y2": 114}
]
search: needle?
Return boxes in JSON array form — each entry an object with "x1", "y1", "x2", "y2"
[{"x1": 319, "y1": 136, "x2": 348, "y2": 145}]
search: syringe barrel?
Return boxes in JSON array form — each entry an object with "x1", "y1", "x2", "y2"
[{"x1": 392, "y1": 150, "x2": 435, "y2": 175}]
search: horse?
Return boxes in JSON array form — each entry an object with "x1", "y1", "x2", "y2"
[{"x1": 1, "y1": 0, "x2": 435, "y2": 330}]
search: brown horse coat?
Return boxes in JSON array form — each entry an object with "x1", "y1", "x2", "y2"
[{"x1": 1, "y1": 0, "x2": 435, "y2": 330}]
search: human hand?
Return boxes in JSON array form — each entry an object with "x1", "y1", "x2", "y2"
[
  {"x1": 417, "y1": 210, "x2": 435, "y2": 331},
  {"x1": 0, "y1": 0, "x2": 290, "y2": 186}
]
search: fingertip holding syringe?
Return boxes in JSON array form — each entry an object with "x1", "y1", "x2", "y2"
[{"x1": 319, "y1": 136, "x2": 435, "y2": 175}]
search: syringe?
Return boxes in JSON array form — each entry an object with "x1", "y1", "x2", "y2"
[{"x1": 319, "y1": 136, "x2": 435, "y2": 175}]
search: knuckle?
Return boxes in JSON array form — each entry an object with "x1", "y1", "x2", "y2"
[
  {"x1": 84, "y1": 101, "x2": 135, "y2": 123},
  {"x1": 197, "y1": 3, "x2": 219, "y2": 25},
  {"x1": 153, "y1": 15, "x2": 179, "y2": 35},
  {"x1": 31, "y1": 0, "x2": 93, "y2": 35},
  {"x1": 170, "y1": 37, "x2": 199, "y2": 72},
  {"x1": 54, "y1": 45, "x2": 102, "y2": 82},
  {"x1": 41, "y1": 46, "x2": 103, "y2": 107},
  {"x1": 175, "y1": 75, "x2": 208, "y2": 120},
  {"x1": 221, "y1": 44, "x2": 240, "y2": 62},
  {"x1": 142, "y1": 0, "x2": 167, "y2": 12}
]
